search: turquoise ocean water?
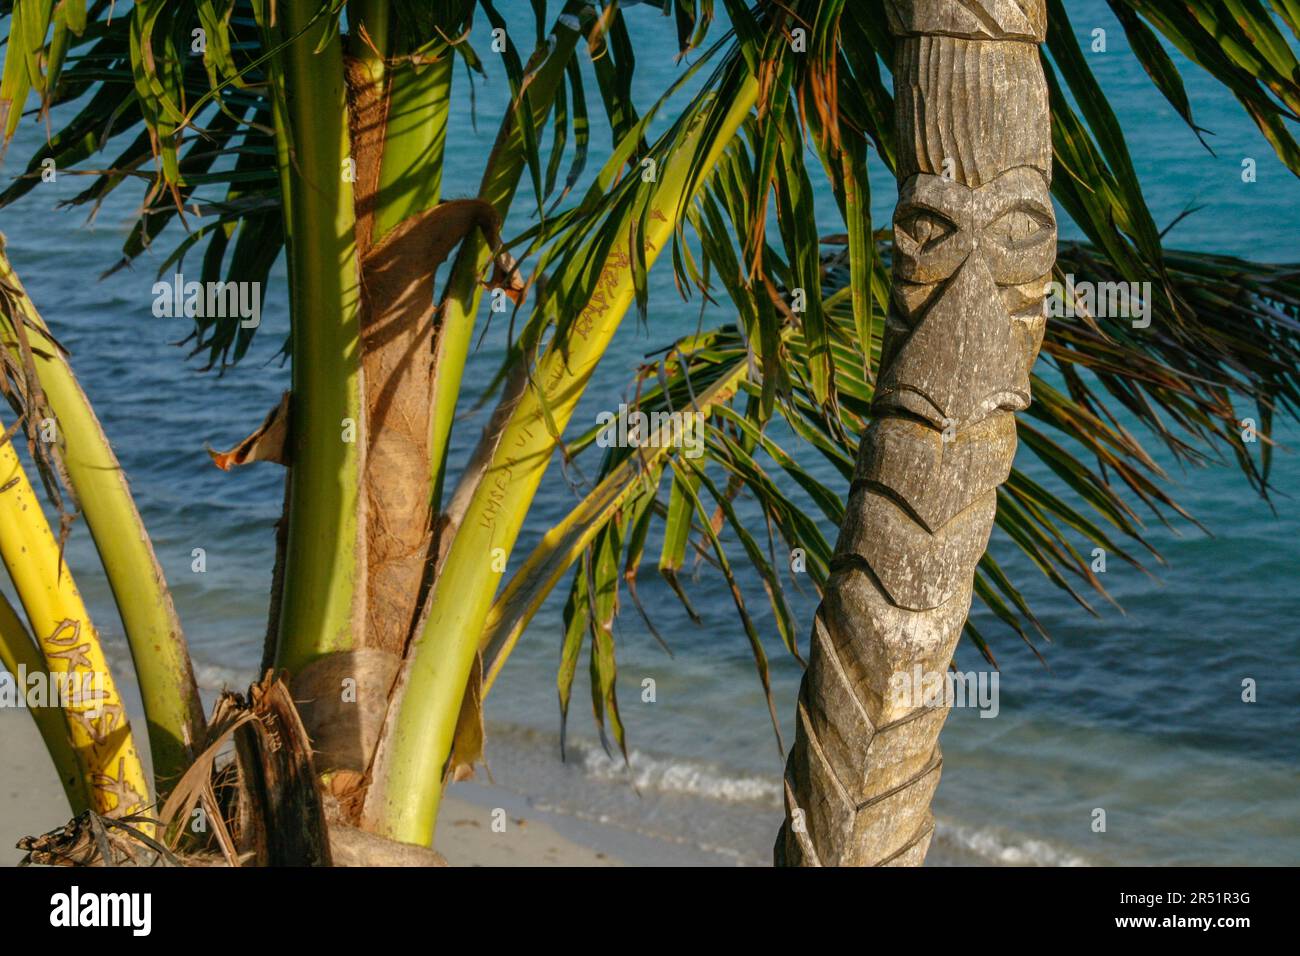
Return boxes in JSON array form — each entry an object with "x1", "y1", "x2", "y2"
[{"x1": 1, "y1": 1, "x2": 1297, "y2": 864}]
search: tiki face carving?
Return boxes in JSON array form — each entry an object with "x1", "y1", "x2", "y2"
[{"x1": 879, "y1": 166, "x2": 1055, "y2": 429}]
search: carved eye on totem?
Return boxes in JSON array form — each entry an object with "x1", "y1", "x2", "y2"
[
  {"x1": 983, "y1": 204, "x2": 1053, "y2": 251},
  {"x1": 974, "y1": 173, "x2": 1057, "y2": 285},
  {"x1": 894, "y1": 208, "x2": 958, "y2": 250}
]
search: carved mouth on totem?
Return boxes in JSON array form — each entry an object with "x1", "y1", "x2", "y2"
[{"x1": 874, "y1": 384, "x2": 1031, "y2": 430}]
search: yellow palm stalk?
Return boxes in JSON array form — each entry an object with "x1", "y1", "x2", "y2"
[
  {"x1": 0, "y1": 425, "x2": 150, "y2": 819},
  {"x1": 0, "y1": 590, "x2": 90, "y2": 812}
]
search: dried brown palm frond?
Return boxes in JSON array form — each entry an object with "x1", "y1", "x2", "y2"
[
  {"x1": 18, "y1": 811, "x2": 184, "y2": 868},
  {"x1": 18, "y1": 673, "x2": 447, "y2": 867}
]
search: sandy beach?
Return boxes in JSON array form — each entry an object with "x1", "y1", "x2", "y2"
[{"x1": 0, "y1": 706, "x2": 736, "y2": 867}]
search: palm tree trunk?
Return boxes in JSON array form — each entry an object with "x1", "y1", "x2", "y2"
[
  {"x1": 775, "y1": 0, "x2": 1055, "y2": 866},
  {"x1": 1, "y1": 248, "x2": 204, "y2": 798},
  {"x1": 363, "y1": 84, "x2": 760, "y2": 845},
  {"x1": 0, "y1": 423, "x2": 151, "y2": 820}
]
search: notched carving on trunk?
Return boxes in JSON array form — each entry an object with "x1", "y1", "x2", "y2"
[{"x1": 778, "y1": 0, "x2": 1053, "y2": 866}]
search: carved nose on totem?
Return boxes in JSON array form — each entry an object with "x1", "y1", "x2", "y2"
[{"x1": 877, "y1": 254, "x2": 1032, "y2": 430}]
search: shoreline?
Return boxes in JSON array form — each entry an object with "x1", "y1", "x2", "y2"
[
  {"x1": 0, "y1": 707, "x2": 735, "y2": 867},
  {"x1": 3, "y1": 698, "x2": 1107, "y2": 867},
  {"x1": 2, "y1": 704, "x2": 1090, "y2": 867}
]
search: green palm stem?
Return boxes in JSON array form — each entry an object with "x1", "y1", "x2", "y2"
[
  {"x1": 429, "y1": 8, "x2": 586, "y2": 510},
  {"x1": 346, "y1": 0, "x2": 390, "y2": 143},
  {"x1": 371, "y1": 54, "x2": 452, "y2": 241},
  {"x1": 478, "y1": 353, "x2": 755, "y2": 692},
  {"x1": 364, "y1": 80, "x2": 759, "y2": 846},
  {"x1": 0, "y1": 590, "x2": 90, "y2": 813},
  {"x1": 0, "y1": 245, "x2": 204, "y2": 799},
  {"x1": 348, "y1": 0, "x2": 389, "y2": 80},
  {"x1": 259, "y1": 0, "x2": 366, "y2": 676},
  {"x1": 349, "y1": 0, "x2": 454, "y2": 240}
]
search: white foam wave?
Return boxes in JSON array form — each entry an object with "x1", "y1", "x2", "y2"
[
  {"x1": 578, "y1": 745, "x2": 782, "y2": 806},
  {"x1": 937, "y1": 820, "x2": 1092, "y2": 867},
  {"x1": 192, "y1": 661, "x2": 257, "y2": 693}
]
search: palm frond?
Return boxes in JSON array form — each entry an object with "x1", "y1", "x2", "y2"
[{"x1": 488, "y1": 227, "x2": 1300, "y2": 751}]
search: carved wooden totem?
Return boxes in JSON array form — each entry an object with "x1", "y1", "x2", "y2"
[{"x1": 775, "y1": 0, "x2": 1055, "y2": 865}]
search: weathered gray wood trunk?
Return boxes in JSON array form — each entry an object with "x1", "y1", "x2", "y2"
[{"x1": 775, "y1": 0, "x2": 1055, "y2": 866}]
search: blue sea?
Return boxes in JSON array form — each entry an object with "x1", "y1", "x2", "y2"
[{"x1": 1, "y1": 1, "x2": 1296, "y2": 865}]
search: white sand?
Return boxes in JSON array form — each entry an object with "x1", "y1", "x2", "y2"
[
  {"x1": 0, "y1": 707, "x2": 73, "y2": 867},
  {"x1": 1, "y1": 706, "x2": 729, "y2": 866}
]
